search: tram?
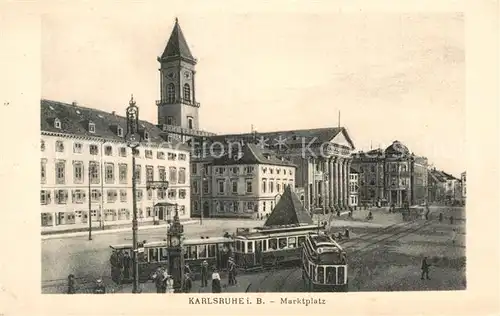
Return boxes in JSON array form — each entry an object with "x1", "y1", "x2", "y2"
[
  {"x1": 301, "y1": 233, "x2": 348, "y2": 292},
  {"x1": 232, "y1": 224, "x2": 325, "y2": 271},
  {"x1": 109, "y1": 236, "x2": 233, "y2": 283}
]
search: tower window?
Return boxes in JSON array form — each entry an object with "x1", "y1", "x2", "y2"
[
  {"x1": 167, "y1": 116, "x2": 174, "y2": 125},
  {"x1": 183, "y1": 84, "x2": 191, "y2": 102},
  {"x1": 167, "y1": 83, "x2": 175, "y2": 103},
  {"x1": 117, "y1": 126, "x2": 123, "y2": 137},
  {"x1": 187, "y1": 116, "x2": 194, "y2": 129}
]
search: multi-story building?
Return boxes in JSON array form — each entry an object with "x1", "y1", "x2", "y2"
[
  {"x1": 207, "y1": 128, "x2": 356, "y2": 214},
  {"x1": 427, "y1": 168, "x2": 461, "y2": 204},
  {"x1": 352, "y1": 140, "x2": 428, "y2": 207},
  {"x1": 152, "y1": 20, "x2": 357, "y2": 216},
  {"x1": 40, "y1": 99, "x2": 191, "y2": 228},
  {"x1": 349, "y1": 167, "x2": 360, "y2": 208},
  {"x1": 461, "y1": 171, "x2": 466, "y2": 203},
  {"x1": 191, "y1": 143, "x2": 295, "y2": 218}
]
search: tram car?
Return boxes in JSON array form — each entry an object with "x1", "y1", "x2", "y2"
[
  {"x1": 232, "y1": 224, "x2": 325, "y2": 271},
  {"x1": 109, "y1": 236, "x2": 233, "y2": 283},
  {"x1": 301, "y1": 233, "x2": 348, "y2": 292}
]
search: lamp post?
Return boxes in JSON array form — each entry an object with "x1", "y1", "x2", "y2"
[
  {"x1": 200, "y1": 176, "x2": 207, "y2": 225},
  {"x1": 125, "y1": 95, "x2": 141, "y2": 294}
]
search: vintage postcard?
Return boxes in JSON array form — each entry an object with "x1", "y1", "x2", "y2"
[{"x1": 0, "y1": 1, "x2": 498, "y2": 315}]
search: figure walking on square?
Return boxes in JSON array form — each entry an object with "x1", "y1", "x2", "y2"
[
  {"x1": 211, "y1": 268, "x2": 222, "y2": 293},
  {"x1": 227, "y1": 257, "x2": 237, "y2": 286},
  {"x1": 183, "y1": 273, "x2": 192, "y2": 293},
  {"x1": 201, "y1": 260, "x2": 209, "y2": 288},
  {"x1": 451, "y1": 229, "x2": 457, "y2": 245},
  {"x1": 67, "y1": 274, "x2": 76, "y2": 294},
  {"x1": 122, "y1": 251, "x2": 131, "y2": 280},
  {"x1": 420, "y1": 257, "x2": 431, "y2": 280},
  {"x1": 93, "y1": 279, "x2": 106, "y2": 294},
  {"x1": 166, "y1": 275, "x2": 175, "y2": 293},
  {"x1": 449, "y1": 216, "x2": 454, "y2": 225}
]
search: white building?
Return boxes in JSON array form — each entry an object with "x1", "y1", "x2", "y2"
[
  {"x1": 41, "y1": 99, "x2": 191, "y2": 228},
  {"x1": 461, "y1": 171, "x2": 466, "y2": 203},
  {"x1": 191, "y1": 143, "x2": 295, "y2": 219}
]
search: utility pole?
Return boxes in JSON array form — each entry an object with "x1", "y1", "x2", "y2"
[
  {"x1": 125, "y1": 95, "x2": 141, "y2": 294},
  {"x1": 88, "y1": 162, "x2": 92, "y2": 241}
]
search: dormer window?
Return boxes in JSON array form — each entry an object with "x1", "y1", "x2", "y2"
[
  {"x1": 88, "y1": 121, "x2": 96, "y2": 133},
  {"x1": 144, "y1": 131, "x2": 150, "y2": 141},
  {"x1": 54, "y1": 118, "x2": 61, "y2": 129},
  {"x1": 117, "y1": 126, "x2": 123, "y2": 137}
]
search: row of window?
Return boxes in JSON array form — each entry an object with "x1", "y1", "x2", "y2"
[
  {"x1": 41, "y1": 140, "x2": 187, "y2": 160},
  {"x1": 41, "y1": 160, "x2": 187, "y2": 185},
  {"x1": 359, "y1": 164, "x2": 408, "y2": 173},
  {"x1": 40, "y1": 206, "x2": 187, "y2": 226},
  {"x1": 192, "y1": 165, "x2": 255, "y2": 176},
  {"x1": 165, "y1": 83, "x2": 192, "y2": 103},
  {"x1": 303, "y1": 262, "x2": 346, "y2": 285},
  {"x1": 261, "y1": 179, "x2": 294, "y2": 194},
  {"x1": 235, "y1": 236, "x2": 307, "y2": 253},
  {"x1": 211, "y1": 200, "x2": 257, "y2": 213},
  {"x1": 261, "y1": 166, "x2": 293, "y2": 176},
  {"x1": 40, "y1": 188, "x2": 187, "y2": 205}
]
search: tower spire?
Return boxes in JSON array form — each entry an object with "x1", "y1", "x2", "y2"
[{"x1": 159, "y1": 18, "x2": 196, "y2": 63}]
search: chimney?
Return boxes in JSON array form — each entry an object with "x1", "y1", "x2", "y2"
[
  {"x1": 112, "y1": 111, "x2": 116, "y2": 116},
  {"x1": 71, "y1": 101, "x2": 78, "y2": 106}
]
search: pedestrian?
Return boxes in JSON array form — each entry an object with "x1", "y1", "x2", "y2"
[
  {"x1": 184, "y1": 263, "x2": 192, "y2": 276},
  {"x1": 67, "y1": 274, "x2": 76, "y2": 294},
  {"x1": 122, "y1": 251, "x2": 131, "y2": 280},
  {"x1": 152, "y1": 267, "x2": 167, "y2": 293},
  {"x1": 337, "y1": 210, "x2": 341, "y2": 217},
  {"x1": 183, "y1": 273, "x2": 192, "y2": 293},
  {"x1": 420, "y1": 257, "x2": 431, "y2": 280},
  {"x1": 439, "y1": 212, "x2": 443, "y2": 223},
  {"x1": 344, "y1": 228, "x2": 350, "y2": 239},
  {"x1": 227, "y1": 257, "x2": 236, "y2": 286},
  {"x1": 449, "y1": 216, "x2": 454, "y2": 225},
  {"x1": 201, "y1": 260, "x2": 209, "y2": 288},
  {"x1": 451, "y1": 229, "x2": 457, "y2": 245},
  {"x1": 166, "y1": 275, "x2": 175, "y2": 293},
  {"x1": 211, "y1": 268, "x2": 222, "y2": 293},
  {"x1": 93, "y1": 278, "x2": 106, "y2": 294},
  {"x1": 336, "y1": 232, "x2": 343, "y2": 241}
]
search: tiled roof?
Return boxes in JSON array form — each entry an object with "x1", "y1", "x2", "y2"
[
  {"x1": 41, "y1": 99, "x2": 189, "y2": 151},
  {"x1": 210, "y1": 127, "x2": 354, "y2": 149},
  {"x1": 428, "y1": 169, "x2": 457, "y2": 182},
  {"x1": 211, "y1": 143, "x2": 295, "y2": 167},
  {"x1": 160, "y1": 19, "x2": 195, "y2": 63},
  {"x1": 264, "y1": 185, "x2": 313, "y2": 227}
]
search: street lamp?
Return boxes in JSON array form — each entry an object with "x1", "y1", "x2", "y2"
[
  {"x1": 125, "y1": 95, "x2": 141, "y2": 294},
  {"x1": 200, "y1": 176, "x2": 207, "y2": 225}
]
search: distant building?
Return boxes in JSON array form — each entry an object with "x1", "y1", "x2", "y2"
[
  {"x1": 352, "y1": 140, "x2": 428, "y2": 207},
  {"x1": 191, "y1": 143, "x2": 296, "y2": 219},
  {"x1": 427, "y1": 168, "x2": 461, "y2": 204},
  {"x1": 461, "y1": 171, "x2": 466, "y2": 203},
  {"x1": 349, "y1": 167, "x2": 359, "y2": 208},
  {"x1": 40, "y1": 100, "x2": 191, "y2": 228}
]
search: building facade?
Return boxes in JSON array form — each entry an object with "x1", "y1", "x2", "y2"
[
  {"x1": 40, "y1": 100, "x2": 191, "y2": 228},
  {"x1": 461, "y1": 171, "x2": 466, "y2": 203},
  {"x1": 206, "y1": 128, "x2": 356, "y2": 214},
  {"x1": 352, "y1": 141, "x2": 428, "y2": 207},
  {"x1": 427, "y1": 168, "x2": 461, "y2": 205},
  {"x1": 349, "y1": 167, "x2": 359, "y2": 207},
  {"x1": 191, "y1": 144, "x2": 295, "y2": 218}
]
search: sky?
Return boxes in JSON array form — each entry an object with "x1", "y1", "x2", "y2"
[{"x1": 41, "y1": 8, "x2": 465, "y2": 176}]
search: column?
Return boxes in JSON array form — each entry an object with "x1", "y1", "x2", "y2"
[
  {"x1": 338, "y1": 158, "x2": 343, "y2": 208},
  {"x1": 303, "y1": 158, "x2": 310, "y2": 211},
  {"x1": 335, "y1": 158, "x2": 340, "y2": 209},
  {"x1": 310, "y1": 158, "x2": 316, "y2": 211},
  {"x1": 322, "y1": 158, "x2": 330, "y2": 213},
  {"x1": 344, "y1": 160, "x2": 351, "y2": 208},
  {"x1": 328, "y1": 158, "x2": 334, "y2": 210}
]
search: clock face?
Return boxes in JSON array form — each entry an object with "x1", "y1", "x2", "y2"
[
  {"x1": 167, "y1": 72, "x2": 176, "y2": 80},
  {"x1": 170, "y1": 236, "x2": 180, "y2": 247}
]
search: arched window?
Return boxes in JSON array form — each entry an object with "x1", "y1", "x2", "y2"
[
  {"x1": 187, "y1": 116, "x2": 193, "y2": 129},
  {"x1": 167, "y1": 83, "x2": 175, "y2": 103},
  {"x1": 183, "y1": 84, "x2": 191, "y2": 102}
]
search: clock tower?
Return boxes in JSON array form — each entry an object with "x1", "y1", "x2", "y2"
[
  {"x1": 157, "y1": 18, "x2": 200, "y2": 130},
  {"x1": 167, "y1": 205, "x2": 185, "y2": 293}
]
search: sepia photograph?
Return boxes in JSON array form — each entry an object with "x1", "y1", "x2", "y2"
[{"x1": 40, "y1": 10, "x2": 467, "y2": 295}]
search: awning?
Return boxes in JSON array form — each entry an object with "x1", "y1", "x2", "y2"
[{"x1": 154, "y1": 202, "x2": 177, "y2": 207}]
